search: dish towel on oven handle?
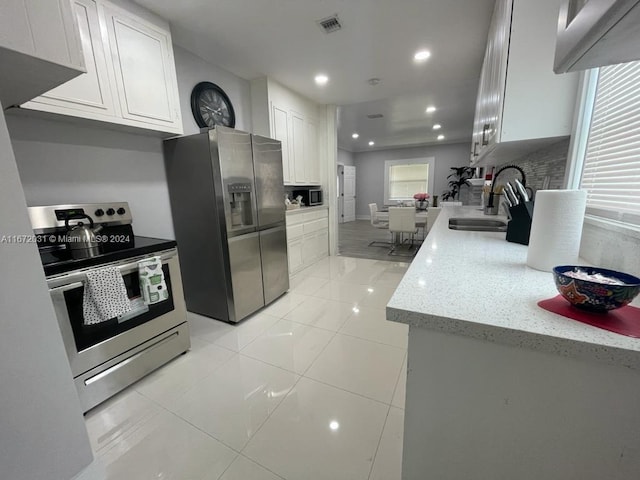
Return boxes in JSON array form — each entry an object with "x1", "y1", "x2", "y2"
[
  {"x1": 138, "y1": 256, "x2": 169, "y2": 305},
  {"x1": 83, "y1": 266, "x2": 132, "y2": 325}
]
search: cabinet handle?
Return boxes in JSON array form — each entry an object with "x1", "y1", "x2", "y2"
[
  {"x1": 482, "y1": 124, "x2": 490, "y2": 146},
  {"x1": 472, "y1": 142, "x2": 479, "y2": 157}
]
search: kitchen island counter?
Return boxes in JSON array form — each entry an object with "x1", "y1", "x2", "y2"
[
  {"x1": 387, "y1": 205, "x2": 640, "y2": 371},
  {"x1": 388, "y1": 206, "x2": 640, "y2": 480}
]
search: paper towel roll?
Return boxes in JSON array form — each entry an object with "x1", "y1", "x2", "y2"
[{"x1": 526, "y1": 190, "x2": 587, "y2": 272}]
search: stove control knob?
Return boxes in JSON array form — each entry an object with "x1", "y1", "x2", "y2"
[
  {"x1": 94, "y1": 209, "x2": 105, "y2": 217},
  {"x1": 117, "y1": 207, "x2": 126, "y2": 215},
  {"x1": 106, "y1": 208, "x2": 115, "y2": 216}
]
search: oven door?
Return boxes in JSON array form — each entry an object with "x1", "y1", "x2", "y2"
[{"x1": 48, "y1": 249, "x2": 187, "y2": 377}]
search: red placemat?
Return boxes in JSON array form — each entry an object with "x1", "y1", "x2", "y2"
[{"x1": 538, "y1": 295, "x2": 640, "y2": 338}]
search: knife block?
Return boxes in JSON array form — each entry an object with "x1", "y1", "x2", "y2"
[{"x1": 506, "y1": 201, "x2": 534, "y2": 245}]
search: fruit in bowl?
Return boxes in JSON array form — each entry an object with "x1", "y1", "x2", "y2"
[{"x1": 552, "y1": 265, "x2": 640, "y2": 312}]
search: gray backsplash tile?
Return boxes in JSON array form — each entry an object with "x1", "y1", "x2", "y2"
[
  {"x1": 459, "y1": 138, "x2": 570, "y2": 206},
  {"x1": 494, "y1": 138, "x2": 570, "y2": 192}
]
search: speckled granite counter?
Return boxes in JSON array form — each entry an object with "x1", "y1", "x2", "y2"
[
  {"x1": 387, "y1": 205, "x2": 640, "y2": 371},
  {"x1": 390, "y1": 206, "x2": 640, "y2": 480},
  {"x1": 285, "y1": 205, "x2": 328, "y2": 215}
]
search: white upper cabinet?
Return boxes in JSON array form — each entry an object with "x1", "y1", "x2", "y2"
[
  {"x1": 470, "y1": 0, "x2": 579, "y2": 165},
  {"x1": 20, "y1": 0, "x2": 183, "y2": 135},
  {"x1": 305, "y1": 118, "x2": 320, "y2": 184},
  {"x1": 0, "y1": 0, "x2": 85, "y2": 106},
  {"x1": 291, "y1": 112, "x2": 306, "y2": 184},
  {"x1": 251, "y1": 77, "x2": 323, "y2": 186},
  {"x1": 23, "y1": 0, "x2": 116, "y2": 118},
  {"x1": 102, "y1": 2, "x2": 180, "y2": 130},
  {"x1": 555, "y1": 0, "x2": 640, "y2": 73},
  {"x1": 271, "y1": 103, "x2": 291, "y2": 183}
]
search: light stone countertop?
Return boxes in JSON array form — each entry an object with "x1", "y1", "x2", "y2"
[
  {"x1": 387, "y1": 206, "x2": 640, "y2": 371},
  {"x1": 285, "y1": 205, "x2": 328, "y2": 215}
]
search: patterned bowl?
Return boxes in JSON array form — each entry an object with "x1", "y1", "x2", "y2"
[{"x1": 552, "y1": 266, "x2": 640, "y2": 312}]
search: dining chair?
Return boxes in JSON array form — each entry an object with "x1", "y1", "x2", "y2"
[
  {"x1": 388, "y1": 207, "x2": 418, "y2": 257},
  {"x1": 368, "y1": 203, "x2": 392, "y2": 247}
]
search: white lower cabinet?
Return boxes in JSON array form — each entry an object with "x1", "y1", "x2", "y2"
[
  {"x1": 20, "y1": 0, "x2": 182, "y2": 135},
  {"x1": 287, "y1": 238, "x2": 304, "y2": 274},
  {"x1": 286, "y1": 208, "x2": 329, "y2": 275}
]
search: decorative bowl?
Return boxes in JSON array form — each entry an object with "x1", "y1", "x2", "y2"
[{"x1": 552, "y1": 265, "x2": 640, "y2": 312}]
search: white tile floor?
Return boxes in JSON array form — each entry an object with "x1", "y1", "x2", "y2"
[{"x1": 74, "y1": 256, "x2": 410, "y2": 480}]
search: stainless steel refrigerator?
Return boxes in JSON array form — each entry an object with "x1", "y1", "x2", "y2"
[{"x1": 163, "y1": 126, "x2": 289, "y2": 323}]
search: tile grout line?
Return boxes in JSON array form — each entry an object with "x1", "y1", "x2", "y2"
[{"x1": 366, "y1": 403, "x2": 393, "y2": 480}]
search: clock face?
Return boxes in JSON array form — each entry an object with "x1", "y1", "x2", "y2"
[{"x1": 190, "y1": 82, "x2": 236, "y2": 129}]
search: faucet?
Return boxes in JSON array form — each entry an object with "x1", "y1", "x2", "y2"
[{"x1": 486, "y1": 164, "x2": 527, "y2": 209}]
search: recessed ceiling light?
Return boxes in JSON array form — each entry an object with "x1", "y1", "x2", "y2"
[
  {"x1": 352, "y1": 133, "x2": 359, "y2": 139},
  {"x1": 367, "y1": 77, "x2": 381, "y2": 86},
  {"x1": 314, "y1": 74, "x2": 329, "y2": 86},
  {"x1": 368, "y1": 141, "x2": 375, "y2": 146},
  {"x1": 432, "y1": 124, "x2": 442, "y2": 130},
  {"x1": 437, "y1": 134, "x2": 445, "y2": 140},
  {"x1": 426, "y1": 106, "x2": 436, "y2": 113},
  {"x1": 414, "y1": 50, "x2": 431, "y2": 62}
]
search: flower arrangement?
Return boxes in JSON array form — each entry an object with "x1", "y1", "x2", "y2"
[{"x1": 413, "y1": 193, "x2": 430, "y2": 210}]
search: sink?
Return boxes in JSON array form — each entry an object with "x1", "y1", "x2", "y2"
[{"x1": 448, "y1": 217, "x2": 508, "y2": 232}]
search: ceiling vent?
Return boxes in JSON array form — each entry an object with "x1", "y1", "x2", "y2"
[
  {"x1": 366, "y1": 114, "x2": 384, "y2": 119},
  {"x1": 317, "y1": 15, "x2": 342, "y2": 34}
]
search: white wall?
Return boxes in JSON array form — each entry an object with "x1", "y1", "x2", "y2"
[
  {"x1": 174, "y1": 45, "x2": 251, "y2": 135},
  {"x1": 338, "y1": 148, "x2": 355, "y2": 166},
  {"x1": 0, "y1": 106, "x2": 92, "y2": 480},
  {"x1": 8, "y1": 44, "x2": 252, "y2": 240},
  {"x1": 353, "y1": 143, "x2": 470, "y2": 217}
]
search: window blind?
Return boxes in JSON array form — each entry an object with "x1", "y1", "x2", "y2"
[
  {"x1": 580, "y1": 60, "x2": 640, "y2": 226},
  {"x1": 388, "y1": 164, "x2": 428, "y2": 200}
]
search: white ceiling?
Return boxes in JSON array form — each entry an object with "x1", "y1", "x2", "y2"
[{"x1": 135, "y1": 0, "x2": 495, "y2": 152}]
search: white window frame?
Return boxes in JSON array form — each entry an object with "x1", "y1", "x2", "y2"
[
  {"x1": 565, "y1": 68, "x2": 640, "y2": 239},
  {"x1": 383, "y1": 157, "x2": 435, "y2": 205}
]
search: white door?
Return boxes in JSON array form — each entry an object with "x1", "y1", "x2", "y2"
[
  {"x1": 337, "y1": 165, "x2": 344, "y2": 223},
  {"x1": 343, "y1": 165, "x2": 356, "y2": 223}
]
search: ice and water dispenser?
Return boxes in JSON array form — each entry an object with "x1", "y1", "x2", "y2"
[{"x1": 228, "y1": 182, "x2": 254, "y2": 227}]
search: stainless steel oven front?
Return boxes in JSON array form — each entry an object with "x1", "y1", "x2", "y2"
[{"x1": 47, "y1": 248, "x2": 190, "y2": 412}]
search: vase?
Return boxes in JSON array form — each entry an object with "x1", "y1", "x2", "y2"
[{"x1": 416, "y1": 200, "x2": 428, "y2": 210}]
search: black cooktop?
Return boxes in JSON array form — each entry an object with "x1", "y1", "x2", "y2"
[{"x1": 40, "y1": 236, "x2": 177, "y2": 277}]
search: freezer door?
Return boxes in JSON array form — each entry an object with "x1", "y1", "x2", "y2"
[
  {"x1": 260, "y1": 225, "x2": 289, "y2": 305},
  {"x1": 252, "y1": 134, "x2": 286, "y2": 228},
  {"x1": 214, "y1": 126, "x2": 258, "y2": 237},
  {"x1": 228, "y1": 232, "x2": 265, "y2": 322}
]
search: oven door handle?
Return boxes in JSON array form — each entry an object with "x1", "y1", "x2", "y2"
[
  {"x1": 49, "y1": 281, "x2": 85, "y2": 294},
  {"x1": 47, "y1": 248, "x2": 177, "y2": 290}
]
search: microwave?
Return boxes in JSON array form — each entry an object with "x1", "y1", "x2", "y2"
[{"x1": 293, "y1": 188, "x2": 323, "y2": 206}]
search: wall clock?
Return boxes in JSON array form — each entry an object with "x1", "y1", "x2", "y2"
[{"x1": 190, "y1": 81, "x2": 236, "y2": 129}]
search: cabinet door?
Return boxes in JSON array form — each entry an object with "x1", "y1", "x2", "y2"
[
  {"x1": 291, "y1": 112, "x2": 305, "y2": 184},
  {"x1": 485, "y1": 0, "x2": 511, "y2": 146},
  {"x1": 23, "y1": 0, "x2": 116, "y2": 118},
  {"x1": 315, "y1": 229, "x2": 329, "y2": 261},
  {"x1": 305, "y1": 118, "x2": 320, "y2": 184},
  {"x1": 287, "y1": 238, "x2": 304, "y2": 274},
  {"x1": 102, "y1": 3, "x2": 181, "y2": 132},
  {"x1": 272, "y1": 104, "x2": 291, "y2": 183},
  {"x1": 0, "y1": 0, "x2": 83, "y2": 68}
]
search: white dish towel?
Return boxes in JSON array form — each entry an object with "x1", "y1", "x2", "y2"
[
  {"x1": 138, "y1": 256, "x2": 169, "y2": 305},
  {"x1": 83, "y1": 266, "x2": 132, "y2": 325}
]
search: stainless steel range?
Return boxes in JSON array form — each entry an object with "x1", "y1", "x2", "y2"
[{"x1": 29, "y1": 202, "x2": 190, "y2": 412}]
